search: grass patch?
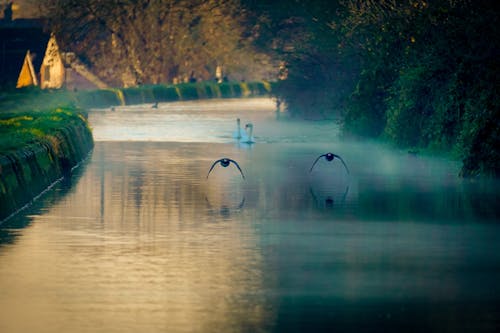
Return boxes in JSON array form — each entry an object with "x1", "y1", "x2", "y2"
[{"x1": 0, "y1": 106, "x2": 90, "y2": 155}]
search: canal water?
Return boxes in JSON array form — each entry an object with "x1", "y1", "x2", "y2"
[{"x1": 1, "y1": 98, "x2": 499, "y2": 332}]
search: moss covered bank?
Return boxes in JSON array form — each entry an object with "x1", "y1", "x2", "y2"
[{"x1": 0, "y1": 107, "x2": 93, "y2": 222}]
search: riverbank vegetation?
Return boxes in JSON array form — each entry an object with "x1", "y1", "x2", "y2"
[
  {"x1": 0, "y1": 105, "x2": 94, "y2": 221},
  {"x1": 0, "y1": 81, "x2": 271, "y2": 111},
  {"x1": 245, "y1": 0, "x2": 498, "y2": 177},
  {"x1": 0, "y1": 105, "x2": 90, "y2": 156}
]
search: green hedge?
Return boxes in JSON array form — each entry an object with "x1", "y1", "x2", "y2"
[
  {"x1": 73, "y1": 81, "x2": 271, "y2": 108},
  {"x1": 0, "y1": 82, "x2": 272, "y2": 112},
  {"x1": 152, "y1": 85, "x2": 180, "y2": 102},
  {"x1": 75, "y1": 89, "x2": 123, "y2": 108}
]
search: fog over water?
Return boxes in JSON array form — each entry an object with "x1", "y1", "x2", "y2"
[{"x1": 0, "y1": 98, "x2": 499, "y2": 332}]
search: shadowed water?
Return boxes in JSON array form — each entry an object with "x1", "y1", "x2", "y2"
[{"x1": 0, "y1": 98, "x2": 499, "y2": 332}]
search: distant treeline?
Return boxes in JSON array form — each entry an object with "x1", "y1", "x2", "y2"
[
  {"x1": 248, "y1": 0, "x2": 498, "y2": 177},
  {"x1": 41, "y1": 1, "x2": 276, "y2": 86}
]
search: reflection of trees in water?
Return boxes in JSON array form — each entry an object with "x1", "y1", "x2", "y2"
[
  {"x1": 205, "y1": 196, "x2": 245, "y2": 219},
  {"x1": 92, "y1": 143, "x2": 252, "y2": 225},
  {"x1": 309, "y1": 185, "x2": 349, "y2": 209},
  {"x1": 349, "y1": 178, "x2": 500, "y2": 223},
  {"x1": 205, "y1": 173, "x2": 246, "y2": 219},
  {"x1": 129, "y1": 170, "x2": 145, "y2": 211},
  {"x1": 0, "y1": 156, "x2": 90, "y2": 246},
  {"x1": 308, "y1": 160, "x2": 353, "y2": 212},
  {"x1": 87, "y1": 143, "x2": 268, "y2": 331},
  {"x1": 0, "y1": 143, "x2": 270, "y2": 332}
]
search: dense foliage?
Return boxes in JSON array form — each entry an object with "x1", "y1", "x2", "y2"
[{"x1": 246, "y1": 0, "x2": 499, "y2": 177}]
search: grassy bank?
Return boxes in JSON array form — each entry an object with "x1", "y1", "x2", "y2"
[
  {"x1": 0, "y1": 106, "x2": 94, "y2": 221},
  {"x1": 0, "y1": 107, "x2": 89, "y2": 153}
]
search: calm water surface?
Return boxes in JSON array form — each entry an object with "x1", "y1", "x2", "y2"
[{"x1": 1, "y1": 98, "x2": 499, "y2": 332}]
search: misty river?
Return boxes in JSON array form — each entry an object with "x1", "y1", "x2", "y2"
[{"x1": 1, "y1": 98, "x2": 499, "y2": 332}]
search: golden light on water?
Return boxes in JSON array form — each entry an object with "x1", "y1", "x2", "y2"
[{"x1": 0, "y1": 142, "x2": 269, "y2": 333}]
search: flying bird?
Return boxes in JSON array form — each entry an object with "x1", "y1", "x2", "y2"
[
  {"x1": 207, "y1": 158, "x2": 245, "y2": 179},
  {"x1": 309, "y1": 152, "x2": 350, "y2": 174}
]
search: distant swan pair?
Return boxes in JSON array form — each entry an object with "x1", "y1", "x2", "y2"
[
  {"x1": 233, "y1": 118, "x2": 255, "y2": 144},
  {"x1": 207, "y1": 152, "x2": 349, "y2": 180}
]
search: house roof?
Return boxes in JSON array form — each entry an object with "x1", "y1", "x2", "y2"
[{"x1": 16, "y1": 50, "x2": 38, "y2": 88}]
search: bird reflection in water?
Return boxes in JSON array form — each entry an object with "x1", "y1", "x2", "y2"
[
  {"x1": 205, "y1": 196, "x2": 245, "y2": 219},
  {"x1": 206, "y1": 157, "x2": 246, "y2": 218},
  {"x1": 309, "y1": 152, "x2": 350, "y2": 209},
  {"x1": 309, "y1": 185, "x2": 349, "y2": 209}
]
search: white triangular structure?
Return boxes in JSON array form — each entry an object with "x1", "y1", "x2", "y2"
[
  {"x1": 40, "y1": 34, "x2": 65, "y2": 89},
  {"x1": 38, "y1": 34, "x2": 109, "y2": 90}
]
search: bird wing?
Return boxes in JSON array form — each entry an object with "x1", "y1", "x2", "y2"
[
  {"x1": 309, "y1": 154, "x2": 327, "y2": 172},
  {"x1": 206, "y1": 159, "x2": 223, "y2": 179},
  {"x1": 333, "y1": 154, "x2": 350, "y2": 174},
  {"x1": 228, "y1": 158, "x2": 245, "y2": 179}
]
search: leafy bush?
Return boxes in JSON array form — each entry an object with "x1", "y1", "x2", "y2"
[
  {"x1": 121, "y1": 87, "x2": 145, "y2": 104},
  {"x1": 151, "y1": 85, "x2": 180, "y2": 101},
  {"x1": 176, "y1": 83, "x2": 200, "y2": 100},
  {"x1": 75, "y1": 89, "x2": 122, "y2": 108},
  {"x1": 218, "y1": 82, "x2": 235, "y2": 98},
  {"x1": 265, "y1": 0, "x2": 498, "y2": 176}
]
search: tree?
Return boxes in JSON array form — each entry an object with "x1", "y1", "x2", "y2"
[
  {"x1": 41, "y1": 0, "x2": 272, "y2": 86},
  {"x1": 244, "y1": 0, "x2": 499, "y2": 176},
  {"x1": 242, "y1": 0, "x2": 352, "y2": 118}
]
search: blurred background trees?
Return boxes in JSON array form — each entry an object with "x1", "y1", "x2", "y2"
[
  {"x1": 41, "y1": 0, "x2": 275, "y2": 87},
  {"x1": 244, "y1": 0, "x2": 498, "y2": 176}
]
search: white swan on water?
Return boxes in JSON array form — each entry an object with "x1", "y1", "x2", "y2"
[
  {"x1": 241, "y1": 123, "x2": 255, "y2": 144},
  {"x1": 233, "y1": 118, "x2": 244, "y2": 140},
  {"x1": 233, "y1": 119, "x2": 255, "y2": 144}
]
